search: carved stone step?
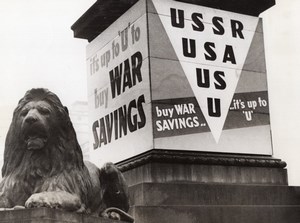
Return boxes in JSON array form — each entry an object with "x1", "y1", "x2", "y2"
[
  {"x1": 0, "y1": 208, "x2": 127, "y2": 223},
  {"x1": 131, "y1": 205, "x2": 300, "y2": 223},
  {"x1": 129, "y1": 182, "x2": 300, "y2": 206}
]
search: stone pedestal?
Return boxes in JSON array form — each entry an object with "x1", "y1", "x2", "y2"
[
  {"x1": 118, "y1": 150, "x2": 288, "y2": 186},
  {"x1": 117, "y1": 150, "x2": 300, "y2": 223},
  {"x1": 0, "y1": 208, "x2": 126, "y2": 223},
  {"x1": 71, "y1": 0, "x2": 300, "y2": 222}
]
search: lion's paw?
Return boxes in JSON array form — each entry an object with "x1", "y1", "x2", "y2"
[
  {"x1": 101, "y1": 207, "x2": 134, "y2": 222},
  {"x1": 102, "y1": 211, "x2": 121, "y2": 220},
  {"x1": 25, "y1": 191, "x2": 82, "y2": 212}
]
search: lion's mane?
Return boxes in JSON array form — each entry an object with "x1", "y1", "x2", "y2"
[{"x1": 1, "y1": 88, "x2": 94, "y2": 209}]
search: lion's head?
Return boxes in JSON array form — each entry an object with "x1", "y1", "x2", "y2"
[{"x1": 2, "y1": 88, "x2": 84, "y2": 178}]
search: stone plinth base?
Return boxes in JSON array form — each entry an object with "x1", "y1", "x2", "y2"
[
  {"x1": 127, "y1": 182, "x2": 300, "y2": 223},
  {"x1": 118, "y1": 149, "x2": 288, "y2": 186},
  {"x1": 117, "y1": 150, "x2": 300, "y2": 223},
  {"x1": 0, "y1": 208, "x2": 126, "y2": 223},
  {"x1": 130, "y1": 183, "x2": 300, "y2": 206},
  {"x1": 122, "y1": 162, "x2": 288, "y2": 186},
  {"x1": 132, "y1": 205, "x2": 300, "y2": 223}
]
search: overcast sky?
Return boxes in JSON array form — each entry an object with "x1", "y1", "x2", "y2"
[
  {"x1": 262, "y1": 0, "x2": 300, "y2": 186},
  {"x1": 0, "y1": 0, "x2": 93, "y2": 157},
  {"x1": 0, "y1": 0, "x2": 299, "y2": 185}
]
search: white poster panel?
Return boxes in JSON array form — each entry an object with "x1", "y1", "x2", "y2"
[
  {"x1": 152, "y1": 0, "x2": 259, "y2": 142},
  {"x1": 86, "y1": 12, "x2": 152, "y2": 166},
  {"x1": 150, "y1": 0, "x2": 272, "y2": 155}
]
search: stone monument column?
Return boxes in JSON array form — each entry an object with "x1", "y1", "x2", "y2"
[{"x1": 72, "y1": 0, "x2": 300, "y2": 222}]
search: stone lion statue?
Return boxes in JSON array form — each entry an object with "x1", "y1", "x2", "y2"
[{"x1": 0, "y1": 88, "x2": 133, "y2": 222}]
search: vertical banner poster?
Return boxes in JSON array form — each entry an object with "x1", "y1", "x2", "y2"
[
  {"x1": 86, "y1": 1, "x2": 152, "y2": 166},
  {"x1": 149, "y1": 0, "x2": 272, "y2": 155}
]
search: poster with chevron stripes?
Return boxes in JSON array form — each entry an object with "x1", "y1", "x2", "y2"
[{"x1": 149, "y1": 0, "x2": 272, "y2": 155}]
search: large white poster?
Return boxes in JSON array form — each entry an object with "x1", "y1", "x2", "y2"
[
  {"x1": 86, "y1": 5, "x2": 153, "y2": 165},
  {"x1": 152, "y1": 0, "x2": 259, "y2": 142},
  {"x1": 149, "y1": 0, "x2": 272, "y2": 155}
]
